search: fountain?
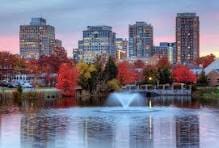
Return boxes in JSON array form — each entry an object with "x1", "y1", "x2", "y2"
[
  {"x1": 106, "y1": 92, "x2": 145, "y2": 108},
  {"x1": 101, "y1": 92, "x2": 159, "y2": 113}
]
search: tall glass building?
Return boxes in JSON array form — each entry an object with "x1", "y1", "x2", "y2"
[
  {"x1": 20, "y1": 18, "x2": 55, "y2": 59},
  {"x1": 129, "y1": 22, "x2": 153, "y2": 59},
  {"x1": 176, "y1": 13, "x2": 200, "y2": 64},
  {"x1": 79, "y1": 26, "x2": 116, "y2": 63}
]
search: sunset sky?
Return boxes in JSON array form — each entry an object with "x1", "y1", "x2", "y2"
[{"x1": 0, "y1": 0, "x2": 219, "y2": 56}]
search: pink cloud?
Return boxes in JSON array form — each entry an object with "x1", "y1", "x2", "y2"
[{"x1": 0, "y1": 35, "x2": 19, "y2": 54}]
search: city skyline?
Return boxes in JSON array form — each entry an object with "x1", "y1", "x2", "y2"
[{"x1": 0, "y1": 0, "x2": 219, "y2": 56}]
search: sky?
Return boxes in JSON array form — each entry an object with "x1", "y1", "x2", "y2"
[{"x1": 0, "y1": 0, "x2": 219, "y2": 57}]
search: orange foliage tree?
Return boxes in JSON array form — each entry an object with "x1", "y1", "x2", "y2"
[
  {"x1": 196, "y1": 54, "x2": 215, "y2": 68},
  {"x1": 56, "y1": 63, "x2": 79, "y2": 97},
  {"x1": 117, "y1": 61, "x2": 137, "y2": 85},
  {"x1": 172, "y1": 65, "x2": 196, "y2": 84}
]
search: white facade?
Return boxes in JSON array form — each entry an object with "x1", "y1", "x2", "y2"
[{"x1": 204, "y1": 59, "x2": 219, "y2": 75}]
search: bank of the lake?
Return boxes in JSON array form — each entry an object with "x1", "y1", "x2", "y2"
[
  {"x1": 193, "y1": 86, "x2": 219, "y2": 100},
  {"x1": 0, "y1": 87, "x2": 61, "y2": 100}
]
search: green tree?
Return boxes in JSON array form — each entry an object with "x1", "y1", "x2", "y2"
[
  {"x1": 103, "y1": 56, "x2": 117, "y2": 81},
  {"x1": 159, "y1": 68, "x2": 171, "y2": 84},
  {"x1": 197, "y1": 70, "x2": 208, "y2": 86}
]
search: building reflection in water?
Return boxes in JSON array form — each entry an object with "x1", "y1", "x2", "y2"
[
  {"x1": 80, "y1": 116, "x2": 114, "y2": 148},
  {"x1": 129, "y1": 115, "x2": 153, "y2": 148},
  {"x1": 176, "y1": 115, "x2": 200, "y2": 148},
  {"x1": 20, "y1": 113, "x2": 69, "y2": 148},
  {"x1": 16, "y1": 97, "x2": 200, "y2": 148}
]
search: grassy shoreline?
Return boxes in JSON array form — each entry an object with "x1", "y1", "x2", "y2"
[
  {"x1": 0, "y1": 87, "x2": 61, "y2": 100},
  {"x1": 192, "y1": 87, "x2": 219, "y2": 100}
]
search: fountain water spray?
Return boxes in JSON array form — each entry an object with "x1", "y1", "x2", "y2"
[{"x1": 106, "y1": 92, "x2": 145, "y2": 108}]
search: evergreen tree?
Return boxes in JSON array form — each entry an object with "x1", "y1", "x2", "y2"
[
  {"x1": 103, "y1": 56, "x2": 118, "y2": 81},
  {"x1": 159, "y1": 68, "x2": 171, "y2": 84},
  {"x1": 197, "y1": 70, "x2": 208, "y2": 86}
]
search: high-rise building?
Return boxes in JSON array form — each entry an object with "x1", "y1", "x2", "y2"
[
  {"x1": 129, "y1": 22, "x2": 153, "y2": 59},
  {"x1": 115, "y1": 38, "x2": 128, "y2": 60},
  {"x1": 73, "y1": 48, "x2": 83, "y2": 62},
  {"x1": 79, "y1": 26, "x2": 116, "y2": 63},
  {"x1": 55, "y1": 39, "x2": 62, "y2": 48},
  {"x1": 152, "y1": 42, "x2": 176, "y2": 64},
  {"x1": 20, "y1": 17, "x2": 55, "y2": 59},
  {"x1": 176, "y1": 13, "x2": 199, "y2": 64}
]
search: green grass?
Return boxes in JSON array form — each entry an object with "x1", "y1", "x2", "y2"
[{"x1": 193, "y1": 87, "x2": 219, "y2": 100}]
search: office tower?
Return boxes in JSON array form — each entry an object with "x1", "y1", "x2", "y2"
[
  {"x1": 20, "y1": 17, "x2": 55, "y2": 59},
  {"x1": 115, "y1": 38, "x2": 128, "y2": 60},
  {"x1": 129, "y1": 22, "x2": 153, "y2": 58},
  {"x1": 79, "y1": 26, "x2": 116, "y2": 63},
  {"x1": 176, "y1": 13, "x2": 199, "y2": 64},
  {"x1": 152, "y1": 42, "x2": 176, "y2": 64},
  {"x1": 55, "y1": 39, "x2": 62, "y2": 48}
]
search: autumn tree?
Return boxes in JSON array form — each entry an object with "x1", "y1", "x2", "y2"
[
  {"x1": 117, "y1": 61, "x2": 137, "y2": 85},
  {"x1": 143, "y1": 65, "x2": 159, "y2": 84},
  {"x1": 196, "y1": 54, "x2": 215, "y2": 68},
  {"x1": 134, "y1": 60, "x2": 145, "y2": 69},
  {"x1": 171, "y1": 65, "x2": 196, "y2": 84},
  {"x1": 38, "y1": 54, "x2": 71, "y2": 86},
  {"x1": 0, "y1": 52, "x2": 27, "y2": 79},
  {"x1": 76, "y1": 61, "x2": 97, "y2": 93},
  {"x1": 157, "y1": 57, "x2": 171, "y2": 84},
  {"x1": 56, "y1": 63, "x2": 78, "y2": 97},
  {"x1": 156, "y1": 56, "x2": 170, "y2": 69}
]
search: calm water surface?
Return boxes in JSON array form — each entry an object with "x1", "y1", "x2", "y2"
[{"x1": 0, "y1": 97, "x2": 219, "y2": 148}]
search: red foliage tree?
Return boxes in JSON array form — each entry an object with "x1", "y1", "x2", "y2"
[
  {"x1": 117, "y1": 61, "x2": 137, "y2": 85},
  {"x1": 0, "y1": 52, "x2": 27, "y2": 79},
  {"x1": 56, "y1": 63, "x2": 79, "y2": 97},
  {"x1": 156, "y1": 56, "x2": 170, "y2": 69},
  {"x1": 37, "y1": 54, "x2": 72, "y2": 86},
  {"x1": 195, "y1": 54, "x2": 215, "y2": 68},
  {"x1": 172, "y1": 65, "x2": 197, "y2": 84},
  {"x1": 134, "y1": 60, "x2": 145, "y2": 69}
]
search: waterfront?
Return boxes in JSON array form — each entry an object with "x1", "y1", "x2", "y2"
[{"x1": 0, "y1": 97, "x2": 219, "y2": 148}]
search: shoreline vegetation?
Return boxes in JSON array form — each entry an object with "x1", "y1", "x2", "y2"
[
  {"x1": 1, "y1": 86, "x2": 219, "y2": 102},
  {"x1": 193, "y1": 86, "x2": 219, "y2": 100}
]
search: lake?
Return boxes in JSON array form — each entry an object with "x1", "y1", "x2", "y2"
[{"x1": 0, "y1": 96, "x2": 219, "y2": 148}]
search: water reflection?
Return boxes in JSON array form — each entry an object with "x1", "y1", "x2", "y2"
[
  {"x1": 0, "y1": 96, "x2": 219, "y2": 148},
  {"x1": 176, "y1": 115, "x2": 199, "y2": 148},
  {"x1": 1, "y1": 107, "x2": 219, "y2": 148},
  {"x1": 21, "y1": 113, "x2": 69, "y2": 148}
]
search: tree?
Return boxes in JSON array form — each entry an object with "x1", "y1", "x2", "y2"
[
  {"x1": 134, "y1": 60, "x2": 145, "y2": 69},
  {"x1": 76, "y1": 61, "x2": 97, "y2": 92},
  {"x1": 156, "y1": 57, "x2": 171, "y2": 84},
  {"x1": 196, "y1": 54, "x2": 215, "y2": 68},
  {"x1": 159, "y1": 68, "x2": 171, "y2": 84},
  {"x1": 107, "y1": 79, "x2": 121, "y2": 91},
  {"x1": 117, "y1": 61, "x2": 137, "y2": 85},
  {"x1": 172, "y1": 65, "x2": 196, "y2": 84},
  {"x1": 143, "y1": 65, "x2": 159, "y2": 84},
  {"x1": 38, "y1": 54, "x2": 71, "y2": 86},
  {"x1": 103, "y1": 56, "x2": 117, "y2": 81},
  {"x1": 157, "y1": 56, "x2": 170, "y2": 69},
  {"x1": 56, "y1": 63, "x2": 79, "y2": 97},
  {"x1": 197, "y1": 70, "x2": 208, "y2": 86},
  {"x1": 0, "y1": 52, "x2": 27, "y2": 80}
]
